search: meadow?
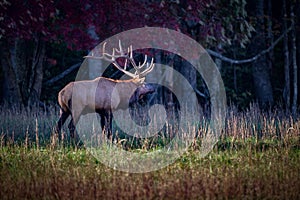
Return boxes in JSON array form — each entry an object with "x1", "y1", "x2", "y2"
[{"x1": 0, "y1": 104, "x2": 299, "y2": 199}]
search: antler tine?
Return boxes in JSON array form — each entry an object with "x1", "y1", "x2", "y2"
[
  {"x1": 102, "y1": 42, "x2": 107, "y2": 56},
  {"x1": 112, "y1": 48, "x2": 115, "y2": 60},
  {"x1": 137, "y1": 55, "x2": 148, "y2": 69},
  {"x1": 114, "y1": 40, "x2": 123, "y2": 55},
  {"x1": 128, "y1": 48, "x2": 139, "y2": 72},
  {"x1": 129, "y1": 45, "x2": 133, "y2": 59},
  {"x1": 101, "y1": 42, "x2": 116, "y2": 61},
  {"x1": 124, "y1": 56, "x2": 128, "y2": 70},
  {"x1": 119, "y1": 40, "x2": 125, "y2": 55},
  {"x1": 139, "y1": 57, "x2": 155, "y2": 77}
]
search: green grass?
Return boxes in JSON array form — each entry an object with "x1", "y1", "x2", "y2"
[
  {"x1": 0, "y1": 104, "x2": 299, "y2": 199},
  {"x1": 0, "y1": 141, "x2": 299, "y2": 199}
]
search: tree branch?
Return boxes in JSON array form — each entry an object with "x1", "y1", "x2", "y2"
[
  {"x1": 44, "y1": 62, "x2": 81, "y2": 86},
  {"x1": 206, "y1": 25, "x2": 293, "y2": 65}
]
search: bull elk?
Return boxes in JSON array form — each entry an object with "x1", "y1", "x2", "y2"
[{"x1": 55, "y1": 41, "x2": 155, "y2": 140}]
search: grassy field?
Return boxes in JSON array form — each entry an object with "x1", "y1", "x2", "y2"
[{"x1": 0, "y1": 105, "x2": 299, "y2": 199}]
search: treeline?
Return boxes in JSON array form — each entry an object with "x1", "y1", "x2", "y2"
[{"x1": 0, "y1": 0, "x2": 299, "y2": 111}]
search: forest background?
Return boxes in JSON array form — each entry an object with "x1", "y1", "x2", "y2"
[{"x1": 0, "y1": 0, "x2": 299, "y2": 112}]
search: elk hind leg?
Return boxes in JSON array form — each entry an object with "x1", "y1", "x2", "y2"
[
  {"x1": 68, "y1": 110, "x2": 82, "y2": 139},
  {"x1": 68, "y1": 118, "x2": 84, "y2": 147},
  {"x1": 55, "y1": 109, "x2": 70, "y2": 139}
]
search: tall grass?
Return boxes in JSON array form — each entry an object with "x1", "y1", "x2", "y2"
[
  {"x1": 0, "y1": 104, "x2": 299, "y2": 199},
  {"x1": 0, "y1": 106, "x2": 58, "y2": 146}
]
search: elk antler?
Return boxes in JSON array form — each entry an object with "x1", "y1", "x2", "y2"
[{"x1": 85, "y1": 40, "x2": 155, "y2": 80}]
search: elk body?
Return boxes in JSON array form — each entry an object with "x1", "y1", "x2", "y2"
[{"x1": 55, "y1": 41, "x2": 155, "y2": 139}]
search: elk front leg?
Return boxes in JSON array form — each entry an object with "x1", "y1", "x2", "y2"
[{"x1": 98, "y1": 110, "x2": 112, "y2": 138}]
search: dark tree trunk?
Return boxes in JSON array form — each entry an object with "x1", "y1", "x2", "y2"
[
  {"x1": 290, "y1": 3, "x2": 298, "y2": 115},
  {"x1": 267, "y1": 0, "x2": 273, "y2": 72},
  {"x1": 297, "y1": 0, "x2": 300, "y2": 103},
  {"x1": 164, "y1": 53, "x2": 174, "y2": 111},
  {"x1": 174, "y1": 55, "x2": 197, "y2": 99},
  {"x1": 283, "y1": 0, "x2": 290, "y2": 110},
  {"x1": 250, "y1": 0, "x2": 274, "y2": 108},
  {"x1": 27, "y1": 38, "x2": 46, "y2": 106},
  {"x1": 0, "y1": 40, "x2": 23, "y2": 107},
  {"x1": 0, "y1": 38, "x2": 45, "y2": 108}
]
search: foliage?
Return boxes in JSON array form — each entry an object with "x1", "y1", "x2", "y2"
[
  {"x1": 215, "y1": 0, "x2": 255, "y2": 48},
  {"x1": 0, "y1": 0, "x2": 253, "y2": 49}
]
